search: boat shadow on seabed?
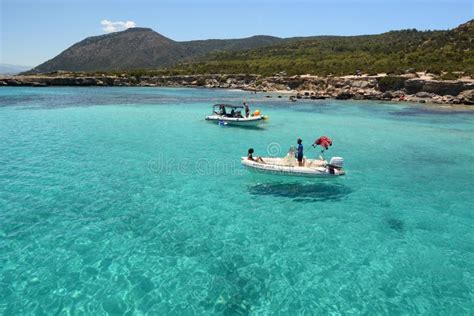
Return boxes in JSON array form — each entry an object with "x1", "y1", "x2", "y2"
[{"x1": 248, "y1": 181, "x2": 353, "y2": 202}]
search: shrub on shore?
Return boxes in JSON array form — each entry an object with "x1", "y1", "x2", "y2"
[{"x1": 439, "y1": 72, "x2": 460, "y2": 80}]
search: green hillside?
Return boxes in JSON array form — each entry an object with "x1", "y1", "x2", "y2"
[{"x1": 162, "y1": 20, "x2": 474, "y2": 77}]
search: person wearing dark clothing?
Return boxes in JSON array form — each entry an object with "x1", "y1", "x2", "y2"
[
  {"x1": 244, "y1": 102, "x2": 250, "y2": 118},
  {"x1": 219, "y1": 105, "x2": 227, "y2": 116},
  {"x1": 297, "y1": 138, "x2": 304, "y2": 166},
  {"x1": 247, "y1": 148, "x2": 265, "y2": 163}
]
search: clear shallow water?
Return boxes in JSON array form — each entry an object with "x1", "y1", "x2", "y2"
[{"x1": 0, "y1": 87, "x2": 473, "y2": 315}]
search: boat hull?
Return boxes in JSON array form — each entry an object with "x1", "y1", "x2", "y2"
[
  {"x1": 206, "y1": 115, "x2": 265, "y2": 126},
  {"x1": 241, "y1": 157, "x2": 345, "y2": 178}
]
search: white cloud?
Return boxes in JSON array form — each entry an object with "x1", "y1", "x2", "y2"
[{"x1": 101, "y1": 20, "x2": 136, "y2": 33}]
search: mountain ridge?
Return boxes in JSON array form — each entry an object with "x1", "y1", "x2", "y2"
[
  {"x1": 28, "y1": 29, "x2": 286, "y2": 74},
  {"x1": 26, "y1": 20, "x2": 473, "y2": 75}
]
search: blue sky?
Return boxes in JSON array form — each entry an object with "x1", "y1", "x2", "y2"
[{"x1": 1, "y1": 0, "x2": 472, "y2": 66}]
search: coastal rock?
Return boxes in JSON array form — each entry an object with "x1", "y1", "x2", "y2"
[
  {"x1": 31, "y1": 82, "x2": 47, "y2": 87},
  {"x1": 5, "y1": 79, "x2": 22, "y2": 86},
  {"x1": 351, "y1": 80, "x2": 370, "y2": 89},
  {"x1": 383, "y1": 91, "x2": 393, "y2": 99},
  {"x1": 286, "y1": 79, "x2": 305, "y2": 90},
  {"x1": 328, "y1": 79, "x2": 347, "y2": 88},
  {"x1": 391, "y1": 90, "x2": 405, "y2": 98},
  {"x1": 335, "y1": 91, "x2": 353, "y2": 100},
  {"x1": 3, "y1": 74, "x2": 473, "y2": 106},
  {"x1": 439, "y1": 95, "x2": 454, "y2": 103},
  {"x1": 415, "y1": 91, "x2": 435, "y2": 98},
  {"x1": 458, "y1": 89, "x2": 474, "y2": 105},
  {"x1": 423, "y1": 80, "x2": 470, "y2": 96},
  {"x1": 404, "y1": 79, "x2": 424, "y2": 94},
  {"x1": 103, "y1": 77, "x2": 115, "y2": 85},
  {"x1": 353, "y1": 92, "x2": 365, "y2": 100},
  {"x1": 405, "y1": 78, "x2": 474, "y2": 96},
  {"x1": 48, "y1": 77, "x2": 79, "y2": 85}
]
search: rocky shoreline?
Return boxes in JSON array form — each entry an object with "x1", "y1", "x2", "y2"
[{"x1": 1, "y1": 73, "x2": 473, "y2": 106}]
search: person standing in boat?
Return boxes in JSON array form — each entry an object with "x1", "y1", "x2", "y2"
[
  {"x1": 243, "y1": 102, "x2": 250, "y2": 118},
  {"x1": 297, "y1": 138, "x2": 305, "y2": 166},
  {"x1": 219, "y1": 104, "x2": 227, "y2": 116}
]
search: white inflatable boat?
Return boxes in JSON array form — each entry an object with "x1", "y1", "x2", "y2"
[
  {"x1": 241, "y1": 155, "x2": 345, "y2": 177},
  {"x1": 205, "y1": 104, "x2": 267, "y2": 126}
]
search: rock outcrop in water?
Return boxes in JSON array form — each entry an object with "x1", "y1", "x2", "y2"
[{"x1": 1, "y1": 73, "x2": 474, "y2": 106}]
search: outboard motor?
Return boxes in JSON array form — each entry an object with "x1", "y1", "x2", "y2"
[
  {"x1": 327, "y1": 157, "x2": 344, "y2": 175},
  {"x1": 329, "y1": 157, "x2": 344, "y2": 168}
]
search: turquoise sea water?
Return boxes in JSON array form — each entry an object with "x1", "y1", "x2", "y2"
[{"x1": 0, "y1": 87, "x2": 473, "y2": 315}]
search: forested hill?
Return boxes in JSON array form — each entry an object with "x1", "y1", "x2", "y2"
[
  {"x1": 163, "y1": 19, "x2": 474, "y2": 77},
  {"x1": 26, "y1": 20, "x2": 473, "y2": 77}
]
